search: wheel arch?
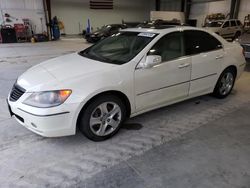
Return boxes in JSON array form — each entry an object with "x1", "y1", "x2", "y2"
[
  {"x1": 76, "y1": 90, "x2": 131, "y2": 127},
  {"x1": 225, "y1": 65, "x2": 237, "y2": 77},
  {"x1": 213, "y1": 65, "x2": 238, "y2": 91},
  {"x1": 212, "y1": 65, "x2": 238, "y2": 98}
]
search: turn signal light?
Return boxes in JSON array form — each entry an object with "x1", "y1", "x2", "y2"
[{"x1": 59, "y1": 90, "x2": 72, "y2": 100}]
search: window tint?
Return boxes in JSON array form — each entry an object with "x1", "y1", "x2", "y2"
[
  {"x1": 222, "y1": 21, "x2": 230, "y2": 28},
  {"x1": 231, "y1": 20, "x2": 236, "y2": 27},
  {"x1": 184, "y1": 30, "x2": 222, "y2": 55},
  {"x1": 148, "y1": 32, "x2": 184, "y2": 62}
]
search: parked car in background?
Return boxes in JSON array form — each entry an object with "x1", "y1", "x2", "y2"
[
  {"x1": 204, "y1": 19, "x2": 243, "y2": 40},
  {"x1": 7, "y1": 26, "x2": 246, "y2": 141},
  {"x1": 137, "y1": 19, "x2": 187, "y2": 28},
  {"x1": 238, "y1": 35, "x2": 250, "y2": 60},
  {"x1": 122, "y1": 21, "x2": 142, "y2": 28},
  {"x1": 241, "y1": 43, "x2": 250, "y2": 60},
  {"x1": 85, "y1": 24, "x2": 127, "y2": 43}
]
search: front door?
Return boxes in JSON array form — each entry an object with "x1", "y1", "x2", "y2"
[{"x1": 135, "y1": 32, "x2": 191, "y2": 112}]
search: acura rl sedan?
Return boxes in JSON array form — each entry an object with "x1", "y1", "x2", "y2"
[{"x1": 7, "y1": 26, "x2": 246, "y2": 141}]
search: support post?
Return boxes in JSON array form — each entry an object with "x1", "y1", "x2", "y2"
[
  {"x1": 233, "y1": 0, "x2": 241, "y2": 19},
  {"x1": 156, "y1": 0, "x2": 161, "y2": 11},
  {"x1": 43, "y1": 0, "x2": 52, "y2": 40},
  {"x1": 230, "y1": 0, "x2": 236, "y2": 19},
  {"x1": 185, "y1": 0, "x2": 191, "y2": 23}
]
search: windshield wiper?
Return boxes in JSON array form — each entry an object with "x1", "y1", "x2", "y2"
[{"x1": 79, "y1": 50, "x2": 111, "y2": 63}]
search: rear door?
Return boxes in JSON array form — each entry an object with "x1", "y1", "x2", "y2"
[
  {"x1": 230, "y1": 20, "x2": 239, "y2": 36},
  {"x1": 221, "y1": 21, "x2": 233, "y2": 38},
  {"x1": 184, "y1": 30, "x2": 224, "y2": 96}
]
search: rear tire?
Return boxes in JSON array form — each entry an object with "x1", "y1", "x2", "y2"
[
  {"x1": 79, "y1": 95, "x2": 126, "y2": 141},
  {"x1": 233, "y1": 31, "x2": 241, "y2": 40},
  {"x1": 213, "y1": 68, "x2": 236, "y2": 99}
]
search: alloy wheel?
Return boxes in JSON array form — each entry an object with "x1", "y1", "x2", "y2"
[
  {"x1": 89, "y1": 102, "x2": 122, "y2": 136},
  {"x1": 219, "y1": 72, "x2": 234, "y2": 96}
]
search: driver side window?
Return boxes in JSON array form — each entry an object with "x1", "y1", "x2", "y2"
[
  {"x1": 222, "y1": 21, "x2": 230, "y2": 28},
  {"x1": 148, "y1": 32, "x2": 184, "y2": 62}
]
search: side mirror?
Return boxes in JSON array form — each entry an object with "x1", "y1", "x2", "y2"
[{"x1": 144, "y1": 55, "x2": 162, "y2": 68}]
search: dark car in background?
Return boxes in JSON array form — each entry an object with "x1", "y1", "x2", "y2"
[
  {"x1": 85, "y1": 24, "x2": 127, "y2": 43},
  {"x1": 137, "y1": 19, "x2": 187, "y2": 29}
]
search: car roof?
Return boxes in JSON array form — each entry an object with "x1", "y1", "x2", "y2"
[
  {"x1": 121, "y1": 26, "x2": 206, "y2": 34},
  {"x1": 107, "y1": 24, "x2": 124, "y2": 27},
  {"x1": 210, "y1": 19, "x2": 239, "y2": 22},
  {"x1": 121, "y1": 26, "x2": 228, "y2": 47}
]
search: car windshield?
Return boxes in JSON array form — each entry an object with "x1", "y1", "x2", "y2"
[
  {"x1": 79, "y1": 32, "x2": 157, "y2": 64},
  {"x1": 205, "y1": 21, "x2": 223, "y2": 27}
]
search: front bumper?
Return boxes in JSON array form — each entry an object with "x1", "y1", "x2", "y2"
[{"x1": 7, "y1": 95, "x2": 79, "y2": 137}]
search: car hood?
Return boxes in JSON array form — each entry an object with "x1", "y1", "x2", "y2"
[
  {"x1": 17, "y1": 53, "x2": 115, "y2": 91},
  {"x1": 205, "y1": 27, "x2": 220, "y2": 33}
]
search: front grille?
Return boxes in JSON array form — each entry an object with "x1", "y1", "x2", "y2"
[{"x1": 9, "y1": 84, "x2": 26, "y2": 102}]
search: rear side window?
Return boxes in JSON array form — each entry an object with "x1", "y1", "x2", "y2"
[
  {"x1": 236, "y1": 20, "x2": 242, "y2": 26},
  {"x1": 223, "y1": 21, "x2": 230, "y2": 28},
  {"x1": 231, "y1": 20, "x2": 236, "y2": 27},
  {"x1": 184, "y1": 30, "x2": 222, "y2": 55}
]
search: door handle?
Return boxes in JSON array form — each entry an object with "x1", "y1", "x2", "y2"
[
  {"x1": 215, "y1": 55, "x2": 224, "y2": 60},
  {"x1": 178, "y1": 63, "x2": 190, "y2": 69}
]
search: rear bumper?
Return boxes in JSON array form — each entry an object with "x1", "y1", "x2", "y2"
[
  {"x1": 242, "y1": 44, "x2": 250, "y2": 59},
  {"x1": 237, "y1": 62, "x2": 246, "y2": 80}
]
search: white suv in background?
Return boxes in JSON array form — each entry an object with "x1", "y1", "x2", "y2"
[{"x1": 205, "y1": 19, "x2": 243, "y2": 40}]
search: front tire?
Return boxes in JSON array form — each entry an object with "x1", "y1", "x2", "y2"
[
  {"x1": 79, "y1": 95, "x2": 126, "y2": 141},
  {"x1": 213, "y1": 68, "x2": 236, "y2": 99}
]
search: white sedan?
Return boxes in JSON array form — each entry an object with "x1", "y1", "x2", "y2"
[{"x1": 7, "y1": 26, "x2": 246, "y2": 141}]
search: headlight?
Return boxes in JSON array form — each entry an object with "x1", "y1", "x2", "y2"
[{"x1": 23, "y1": 90, "x2": 72, "y2": 108}]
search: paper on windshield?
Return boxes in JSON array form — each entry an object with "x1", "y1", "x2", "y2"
[{"x1": 138, "y1": 33, "x2": 156, "y2": 38}]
